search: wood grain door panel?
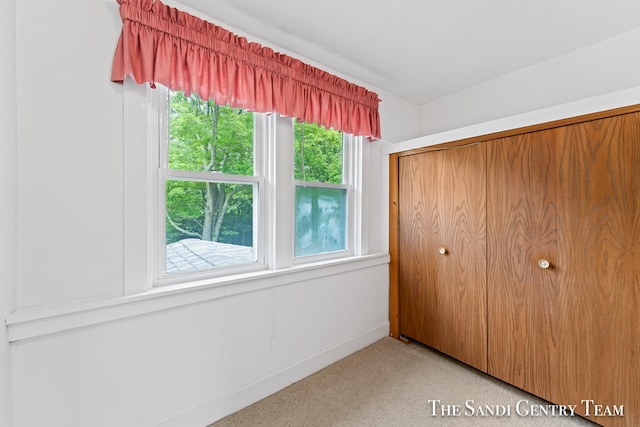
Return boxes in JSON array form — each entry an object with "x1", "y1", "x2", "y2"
[
  {"x1": 399, "y1": 144, "x2": 487, "y2": 372},
  {"x1": 487, "y1": 130, "x2": 559, "y2": 401},
  {"x1": 398, "y1": 152, "x2": 439, "y2": 347},
  {"x1": 436, "y1": 145, "x2": 487, "y2": 372},
  {"x1": 555, "y1": 112, "x2": 640, "y2": 426}
]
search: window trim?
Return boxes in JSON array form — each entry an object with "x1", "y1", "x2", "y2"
[
  {"x1": 151, "y1": 84, "x2": 365, "y2": 287},
  {"x1": 291, "y1": 126, "x2": 364, "y2": 264},
  {"x1": 154, "y1": 85, "x2": 267, "y2": 286}
]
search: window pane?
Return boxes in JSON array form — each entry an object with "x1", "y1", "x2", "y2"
[
  {"x1": 165, "y1": 180, "x2": 255, "y2": 274},
  {"x1": 295, "y1": 186, "x2": 347, "y2": 257},
  {"x1": 294, "y1": 122, "x2": 342, "y2": 184},
  {"x1": 169, "y1": 91, "x2": 254, "y2": 175}
]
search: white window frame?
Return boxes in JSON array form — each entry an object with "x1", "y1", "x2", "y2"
[
  {"x1": 150, "y1": 86, "x2": 365, "y2": 286},
  {"x1": 290, "y1": 124, "x2": 363, "y2": 264},
  {"x1": 292, "y1": 126, "x2": 352, "y2": 262},
  {"x1": 153, "y1": 85, "x2": 267, "y2": 286}
]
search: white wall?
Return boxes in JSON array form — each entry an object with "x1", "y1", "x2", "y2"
[
  {"x1": 12, "y1": 266, "x2": 389, "y2": 427},
  {"x1": 7, "y1": 1, "x2": 408, "y2": 426},
  {"x1": 419, "y1": 27, "x2": 640, "y2": 136},
  {"x1": 16, "y1": 0, "x2": 125, "y2": 308},
  {"x1": 378, "y1": 90, "x2": 421, "y2": 143},
  {"x1": 1, "y1": 1, "x2": 17, "y2": 425}
]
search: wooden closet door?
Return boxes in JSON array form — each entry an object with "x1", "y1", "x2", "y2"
[
  {"x1": 555, "y1": 112, "x2": 640, "y2": 426},
  {"x1": 399, "y1": 144, "x2": 487, "y2": 372},
  {"x1": 398, "y1": 151, "x2": 439, "y2": 348},
  {"x1": 437, "y1": 145, "x2": 487, "y2": 371},
  {"x1": 487, "y1": 130, "x2": 559, "y2": 401}
]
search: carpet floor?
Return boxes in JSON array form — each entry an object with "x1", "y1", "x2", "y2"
[{"x1": 210, "y1": 337, "x2": 598, "y2": 426}]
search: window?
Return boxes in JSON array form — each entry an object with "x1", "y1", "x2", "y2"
[
  {"x1": 155, "y1": 86, "x2": 362, "y2": 285},
  {"x1": 293, "y1": 122, "x2": 349, "y2": 258},
  {"x1": 159, "y1": 89, "x2": 263, "y2": 280}
]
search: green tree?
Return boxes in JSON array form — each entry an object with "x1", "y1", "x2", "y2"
[
  {"x1": 166, "y1": 91, "x2": 254, "y2": 245},
  {"x1": 294, "y1": 122, "x2": 343, "y2": 184}
]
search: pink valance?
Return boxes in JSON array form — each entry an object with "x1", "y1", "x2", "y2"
[{"x1": 111, "y1": 0, "x2": 381, "y2": 139}]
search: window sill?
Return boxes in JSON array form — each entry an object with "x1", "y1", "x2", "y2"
[{"x1": 5, "y1": 253, "x2": 390, "y2": 343}]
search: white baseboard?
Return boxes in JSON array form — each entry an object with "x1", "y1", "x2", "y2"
[{"x1": 158, "y1": 322, "x2": 390, "y2": 427}]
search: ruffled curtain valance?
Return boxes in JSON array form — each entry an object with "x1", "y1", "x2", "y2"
[{"x1": 111, "y1": 0, "x2": 381, "y2": 140}]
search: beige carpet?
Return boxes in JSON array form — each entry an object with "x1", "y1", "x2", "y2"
[{"x1": 211, "y1": 337, "x2": 598, "y2": 426}]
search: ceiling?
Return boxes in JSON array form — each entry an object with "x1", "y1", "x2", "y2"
[{"x1": 179, "y1": 0, "x2": 640, "y2": 106}]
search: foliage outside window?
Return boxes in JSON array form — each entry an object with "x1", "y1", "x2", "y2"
[
  {"x1": 164, "y1": 91, "x2": 259, "y2": 276},
  {"x1": 294, "y1": 122, "x2": 349, "y2": 257}
]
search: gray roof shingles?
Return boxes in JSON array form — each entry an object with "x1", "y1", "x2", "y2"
[{"x1": 165, "y1": 238, "x2": 254, "y2": 274}]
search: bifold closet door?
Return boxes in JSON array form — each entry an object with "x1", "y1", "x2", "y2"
[
  {"x1": 398, "y1": 144, "x2": 487, "y2": 372},
  {"x1": 555, "y1": 112, "x2": 640, "y2": 426},
  {"x1": 487, "y1": 130, "x2": 559, "y2": 402},
  {"x1": 488, "y1": 112, "x2": 640, "y2": 426},
  {"x1": 398, "y1": 150, "x2": 439, "y2": 348},
  {"x1": 398, "y1": 153, "x2": 439, "y2": 347}
]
